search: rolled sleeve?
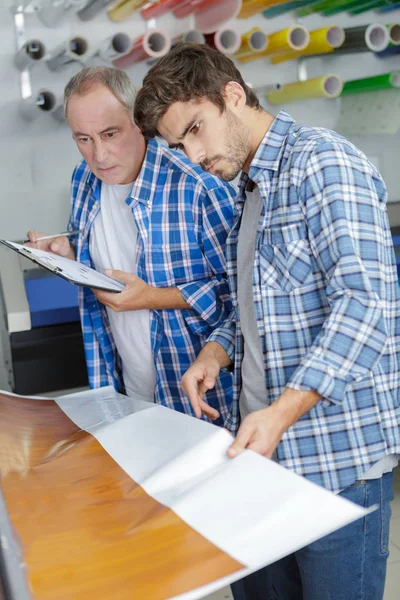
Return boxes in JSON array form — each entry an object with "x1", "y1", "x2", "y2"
[
  {"x1": 207, "y1": 309, "x2": 237, "y2": 363},
  {"x1": 178, "y1": 182, "x2": 235, "y2": 334}
]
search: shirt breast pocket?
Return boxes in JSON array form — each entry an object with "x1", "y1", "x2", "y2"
[{"x1": 259, "y1": 224, "x2": 314, "y2": 293}]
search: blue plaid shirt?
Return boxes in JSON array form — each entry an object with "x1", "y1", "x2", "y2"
[
  {"x1": 68, "y1": 138, "x2": 235, "y2": 427},
  {"x1": 210, "y1": 111, "x2": 400, "y2": 492}
]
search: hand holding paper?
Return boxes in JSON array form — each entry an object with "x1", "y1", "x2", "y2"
[
  {"x1": 93, "y1": 270, "x2": 152, "y2": 311},
  {"x1": 26, "y1": 229, "x2": 75, "y2": 260},
  {"x1": 94, "y1": 269, "x2": 191, "y2": 311},
  {"x1": 228, "y1": 388, "x2": 321, "y2": 459}
]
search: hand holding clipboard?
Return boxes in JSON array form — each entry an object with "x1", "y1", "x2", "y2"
[{"x1": 0, "y1": 240, "x2": 125, "y2": 293}]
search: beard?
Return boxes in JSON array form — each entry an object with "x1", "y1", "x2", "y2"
[{"x1": 200, "y1": 109, "x2": 251, "y2": 182}]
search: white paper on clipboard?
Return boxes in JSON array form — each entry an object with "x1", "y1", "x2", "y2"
[{"x1": 0, "y1": 240, "x2": 125, "y2": 293}]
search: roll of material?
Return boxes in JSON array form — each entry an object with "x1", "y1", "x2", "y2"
[
  {"x1": 14, "y1": 40, "x2": 46, "y2": 71},
  {"x1": 173, "y1": 0, "x2": 225, "y2": 19},
  {"x1": 272, "y1": 25, "x2": 344, "y2": 64},
  {"x1": 47, "y1": 37, "x2": 89, "y2": 71},
  {"x1": 341, "y1": 71, "x2": 400, "y2": 95},
  {"x1": 96, "y1": 33, "x2": 132, "y2": 61},
  {"x1": 36, "y1": 0, "x2": 74, "y2": 28},
  {"x1": 195, "y1": 0, "x2": 242, "y2": 34},
  {"x1": 19, "y1": 90, "x2": 58, "y2": 121},
  {"x1": 107, "y1": 0, "x2": 148, "y2": 22},
  {"x1": 113, "y1": 30, "x2": 171, "y2": 68},
  {"x1": 388, "y1": 23, "x2": 400, "y2": 46},
  {"x1": 298, "y1": 0, "x2": 347, "y2": 17},
  {"x1": 141, "y1": 0, "x2": 183, "y2": 20},
  {"x1": 266, "y1": 74, "x2": 343, "y2": 105},
  {"x1": 172, "y1": 30, "x2": 206, "y2": 45},
  {"x1": 349, "y1": 1, "x2": 399, "y2": 16},
  {"x1": 332, "y1": 24, "x2": 390, "y2": 55},
  {"x1": 263, "y1": 0, "x2": 321, "y2": 18},
  {"x1": 234, "y1": 27, "x2": 268, "y2": 62},
  {"x1": 323, "y1": 0, "x2": 374, "y2": 17},
  {"x1": 77, "y1": 0, "x2": 115, "y2": 21},
  {"x1": 376, "y1": 43, "x2": 400, "y2": 57},
  {"x1": 239, "y1": 0, "x2": 288, "y2": 19},
  {"x1": 205, "y1": 28, "x2": 241, "y2": 55},
  {"x1": 240, "y1": 25, "x2": 309, "y2": 63}
]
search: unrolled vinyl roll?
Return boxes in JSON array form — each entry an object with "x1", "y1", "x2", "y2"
[
  {"x1": 19, "y1": 90, "x2": 57, "y2": 121},
  {"x1": 266, "y1": 74, "x2": 343, "y2": 105},
  {"x1": 272, "y1": 25, "x2": 344, "y2": 64},
  {"x1": 234, "y1": 27, "x2": 268, "y2": 62},
  {"x1": 14, "y1": 40, "x2": 46, "y2": 71},
  {"x1": 205, "y1": 28, "x2": 241, "y2": 55},
  {"x1": 107, "y1": 0, "x2": 148, "y2": 22},
  {"x1": 341, "y1": 71, "x2": 400, "y2": 95},
  {"x1": 113, "y1": 30, "x2": 171, "y2": 68},
  {"x1": 47, "y1": 37, "x2": 89, "y2": 71},
  {"x1": 96, "y1": 33, "x2": 132, "y2": 62}
]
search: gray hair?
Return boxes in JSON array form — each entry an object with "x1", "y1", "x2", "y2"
[{"x1": 64, "y1": 66, "x2": 137, "y2": 122}]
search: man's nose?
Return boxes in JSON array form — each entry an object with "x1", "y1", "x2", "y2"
[
  {"x1": 94, "y1": 140, "x2": 108, "y2": 163},
  {"x1": 185, "y1": 140, "x2": 205, "y2": 165}
]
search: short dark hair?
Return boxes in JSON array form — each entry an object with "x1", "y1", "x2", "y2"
[{"x1": 134, "y1": 43, "x2": 261, "y2": 139}]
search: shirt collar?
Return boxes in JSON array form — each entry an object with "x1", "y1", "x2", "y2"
[
  {"x1": 129, "y1": 138, "x2": 163, "y2": 206},
  {"x1": 239, "y1": 110, "x2": 295, "y2": 190}
]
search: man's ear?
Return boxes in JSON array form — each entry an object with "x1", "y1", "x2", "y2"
[{"x1": 223, "y1": 81, "x2": 247, "y2": 112}]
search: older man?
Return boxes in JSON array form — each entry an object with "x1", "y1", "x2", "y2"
[{"x1": 28, "y1": 66, "x2": 235, "y2": 427}]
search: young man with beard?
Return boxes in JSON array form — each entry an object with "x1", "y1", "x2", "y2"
[{"x1": 134, "y1": 43, "x2": 400, "y2": 600}]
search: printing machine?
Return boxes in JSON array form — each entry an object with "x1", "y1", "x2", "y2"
[{"x1": 0, "y1": 244, "x2": 88, "y2": 395}]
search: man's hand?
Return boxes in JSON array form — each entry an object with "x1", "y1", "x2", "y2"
[
  {"x1": 93, "y1": 270, "x2": 152, "y2": 312},
  {"x1": 182, "y1": 342, "x2": 232, "y2": 421},
  {"x1": 227, "y1": 387, "x2": 321, "y2": 458},
  {"x1": 93, "y1": 269, "x2": 191, "y2": 312},
  {"x1": 26, "y1": 230, "x2": 75, "y2": 261}
]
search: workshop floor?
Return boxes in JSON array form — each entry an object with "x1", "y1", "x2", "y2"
[{"x1": 203, "y1": 465, "x2": 400, "y2": 600}]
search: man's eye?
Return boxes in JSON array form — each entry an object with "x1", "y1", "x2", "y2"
[
  {"x1": 79, "y1": 137, "x2": 89, "y2": 143},
  {"x1": 106, "y1": 132, "x2": 117, "y2": 138}
]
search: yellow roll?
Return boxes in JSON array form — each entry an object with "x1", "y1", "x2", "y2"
[
  {"x1": 234, "y1": 27, "x2": 268, "y2": 62},
  {"x1": 272, "y1": 26, "x2": 345, "y2": 65},
  {"x1": 266, "y1": 75, "x2": 343, "y2": 105},
  {"x1": 107, "y1": 0, "x2": 147, "y2": 22},
  {"x1": 240, "y1": 25, "x2": 309, "y2": 63},
  {"x1": 238, "y1": 0, "x2": 287, "y2": 20}
]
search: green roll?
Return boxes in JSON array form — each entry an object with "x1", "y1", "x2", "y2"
[{"x1": 341, "y1": 71, "x2": 400, "y2": 96}]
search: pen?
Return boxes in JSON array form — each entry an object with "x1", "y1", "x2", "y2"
[{"x1": 24, "y1": 230, "x2": 82, "y2": 243}]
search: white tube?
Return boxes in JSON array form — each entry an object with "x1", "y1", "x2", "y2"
[
  {"x1": 14, "y1": 40, "x2": 46, "y2": 71},
  {"x1": 19, "y1": 90, "x2": 57, "y2": 121},
  {"x1": 213, "y1": 28, "x2": 241, "y2": 55},
  {"x1": 96, "y1": 33, "x2": 132, "y2": 61},
  {"x1": 47, "y1": 36, "x2": 89, "y2": 71},
  {"x1": 365, "y1": 23, "x2": 390, "y2": 52}
]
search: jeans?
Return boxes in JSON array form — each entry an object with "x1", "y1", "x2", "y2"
[{"x1": 231, "y1": 471, "x2": 394, "y2": 600}]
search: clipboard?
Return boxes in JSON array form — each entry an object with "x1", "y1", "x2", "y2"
[{"x1": 0, "y1": 240, "x2": 125, "y2": 293}]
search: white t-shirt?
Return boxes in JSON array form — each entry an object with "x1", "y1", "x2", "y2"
[{"x1": 90, "y1": 182, "x2": 156, "y2": 401}]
